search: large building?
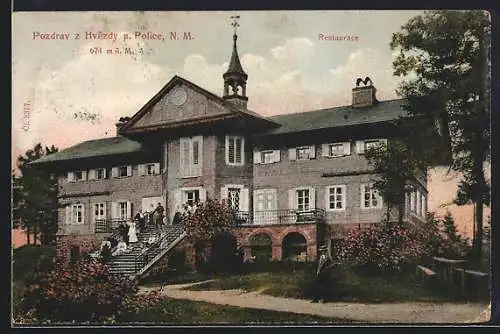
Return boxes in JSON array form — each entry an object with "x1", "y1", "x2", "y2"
[{"x1": 32, "y1": 29, "x2": 428, "y2": 275}]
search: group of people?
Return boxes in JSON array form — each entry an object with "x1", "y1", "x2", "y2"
[
  {"x1": 172, "y1": 201, "x2": 199, "y2": 225},
  {"x1": 132, "y1": 202, "x2": 166, "y2": 234}
]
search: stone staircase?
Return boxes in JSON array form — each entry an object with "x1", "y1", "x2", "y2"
[{"x1": 106, "y1": 224, "x2": 185, "y2": 278}]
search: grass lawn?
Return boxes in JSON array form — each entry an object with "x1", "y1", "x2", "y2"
[
  {"x1": 186, "y1": 267, "x2": 490, "y2": 303},
  {"x1": 124, "y1": 298, "x2": 352, "y2": 324}
]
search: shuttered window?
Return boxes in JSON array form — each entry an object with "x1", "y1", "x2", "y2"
[
  {"x1": 226, "y1": 136, "x2": 245, "y2": 166},
  {"x1": 180, "y1": 136, "x2": 203, "y2": 177}
]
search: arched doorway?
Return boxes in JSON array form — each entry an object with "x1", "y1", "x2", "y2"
[
  {"x1": 249, "y1": 233, "x2": 272, "y2": 262},
  {"x1": 282, "y1": 232, "x2": 307, "y2": 261}
]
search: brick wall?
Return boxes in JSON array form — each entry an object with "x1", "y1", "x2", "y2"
[{"x1": 56, "y1": 233, "x2": 107, "y2": 264}]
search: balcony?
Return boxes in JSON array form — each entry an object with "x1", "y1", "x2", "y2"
[
  {"x1": 232, "y1": 209, "x2": 325, "y2": 226},
  {"x1": 95, "y1": 218, "x2": 131, "y2": 233}
]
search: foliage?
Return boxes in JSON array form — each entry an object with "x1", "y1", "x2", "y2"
[
  {"x1": 184, "y1": 198, "x2": 234, "y2": 242},
  {"x1": 19, "y1": 262, "x2": 137, "y2": 323},
  {"x1": 364, "y1": 140, "x2": 428, "y2": 224},
  {"x1": 390, "y1": 10, "x2": 491, "y2": 261},
  {"x1": 13, "y1": 143, "x2": 59, "y2": 245},
  {"x1": 331, "y1": 223, "x2": 437, "y2": 273},
  {"x1": 437, "y1": 211, "x2": 472, "y2": 259},
  {"x1": 13, "y1": 245, "x2": 56, "y2": 283}
]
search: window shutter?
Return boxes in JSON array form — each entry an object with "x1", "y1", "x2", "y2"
[
  {"x1": 239, "y1": 137, "x2": 245, "y2": 164},
  {"x1": 343, "y1": 142, "x2": 351, "y2": 155},
  {"x1": 154, "y1": 163, "x2": 160, "y2": 175},
  {"x1": 111, "y1": 202, "x2": 118, "y2": 219},
  {"x1": 81, "y1": 171, "x2": 88, "y2": 181},
  {"x1": 138, "y1": 164, "x2": 145, "y2": 176},
  {"x1": 126, "y1": 166, "x2": 132, "y2": 177},
  {"x1": 288, "y1": 189, "x2": 296, "y2": 210},
  {"x1": 199, "y1": 188, "x2": 207, "y2": 203},
  {"x1": 103, "y1": 202, "x2": 107, "y2": 220},
  {"x1": 356, "y1": 141, "x2": 365, "y2": 154},
  {"x1": 273, "y1": 150, "x2": 281, "y2": 163},
  {"x1": 220, "y1": 186, "x2": 228, "y2": 201},
  {"x1": 309, "y1": 188, "x2": 316, "y2": 210},
  {"x1": 111, "y1": 167, "x2": 119, "y2": 178},
  {"x1": 194, "y1": 136, "x2": 203, "y2": 174},
  {"x1": 66, "y1": 205, "x2": 72, "y2": 224},
  {"x1": 360, "y1": 184, "x2": 366, "y2": 208},
  {"x1": 225, "y1": 136, "x2": 231, "y2": 165},
  {"x1": 88, "y1": 169, "x2": 96, "y2": 180},
  {"x1": 416, "y1": 190, "x2": 421, "y2": 215},
  {"x1": 253, "y1": 151, "x2": 261, "y2": 164},
  {"x1": 81, "y1": 204, "x2": 85, "y2": 224},
  {"x1": 103, "y1": 168, "x2": 107, "y2": 179},
  {"x1": 321, "y1": 144, "x2": 330, "y2": 157},
  {"x1": 240, "y1": 188, "x2": 249, "y2": 212},
  {"x1": 309, "y1": 146, "x2": 316, "y2": 159},
  {"x1": 67, "y1": 172, "x2": 75, "y2": 182},
  {"x1": 289, "y1": 148, "x2": 297, "y2": 161},
  {"x1": 253, "y1": 190, "x2": 258, "y2": 212},
  {"x1": 324, "y1": 186, "x2": 331, "y2": 210},
  {"x1": 341, "y1": 185, "x2": 347, "y2": 210},
  {"x1": 127, "y1": 201, "x2": 132, "y2": 220}
]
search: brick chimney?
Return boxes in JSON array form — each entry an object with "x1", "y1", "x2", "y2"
[
  {"x1": 115, "y1": 117, "x2": 130, "y2": 136},
  {"x1": 352, "y1": 77, "x2": 377, "y2": 107}
]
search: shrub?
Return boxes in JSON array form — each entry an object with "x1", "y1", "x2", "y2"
[
  {"x1": 19, "y1": 262, "x2": 137, "y2": 323},
  {"x1": 13, "y1": 245, "x2": 56, "y2": 283}
]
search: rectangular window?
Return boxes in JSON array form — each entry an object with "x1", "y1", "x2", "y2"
[
  {"x1": 74, "y1": 171, "x2": 85, "y2": 181},
  {"x1": 119, "y1": 166, "x2": 128, "y2": 177},
  {"x1": 356, "y1": 139, "x2": 387, "y2": 154},
  {"x1": 94, "y1": 203, "x2": 105, "y2": 219},
  {"x1": 228, "y1": 188, "x2": 241, "y2": 211},
  {"x1": 71, "y1": 204, "x2": 84, "y2": 224},
  {"x1": 180, "y1": 137, "x2": 203, "y2": 177},
  {"x1": 226, "y1": 136, "x2": 245, "y2": 166},
  {"x1": 146, "y1": 164, "x2": 156, "y2": 175},
  {"x1": 362, "y1": 184, "x2": 380, "y2": 209},
  {"x1": 296, "y1": 189, "x2": 310, "y2": 211},
  {"x1": 118, "y1": 201, "x2": 128, "y2": 219},
  {"x1": 185, "y1": 190, "x2": 200, "y2": 206},
  {"x1": 262, "y1": 151, "x2": 274, "y2": 164},
  {"x1": 329, "y1": 144, "x2": 344, "y2": 157},
  {"x1": 96, "y1": 168, "x2": 106, "y2": 179},
  {"x1": 296, "y1": 147, "x2": 311, "y2": 160},
  {"x1": 327, "y1": 185, "x2": 346, "y2": 211}
]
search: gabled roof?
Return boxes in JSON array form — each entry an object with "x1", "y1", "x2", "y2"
[
  {"x1": 119, "y1": 75, "x2": 277, "y2": 133},
  {"x1": 263, "y1": 98, "x2": 409, "y2": 136},
  {"x1": 31, "y1": 136, "x2": 144, "y2": 165}
]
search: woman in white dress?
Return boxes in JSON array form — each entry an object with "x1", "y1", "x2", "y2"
[
  {"x1": 112, "y1": 241, "x2": 128, "y2": 256},
  {"x1": 127, "y1": 221, "x2": 138, "y2": 243}
]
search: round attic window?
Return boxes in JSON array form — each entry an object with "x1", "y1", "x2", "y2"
[{"x1": 169, "y1": 86, "x2": 187, "y2": 106}]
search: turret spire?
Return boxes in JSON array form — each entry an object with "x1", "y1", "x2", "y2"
[{"x1": 223, "y1": 15, "x2": 248, "y2": 108}]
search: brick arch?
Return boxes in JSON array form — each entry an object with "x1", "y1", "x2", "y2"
[
  {"x1": 277, "y1": 226, "x2": 314, "y2": 246},
  {"x1": 244, "y1": 228, "x2": 280, "y2": 246}
]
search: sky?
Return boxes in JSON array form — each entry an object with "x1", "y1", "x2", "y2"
[{"x1": 11, "y1": 11, "x2": 490, "y2": 238}]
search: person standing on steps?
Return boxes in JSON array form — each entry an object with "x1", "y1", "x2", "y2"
[
  {"x1": 127, "y1": 220, "x2": 138, "y2": 243},
  {"x1": 118, "y1": 221, "x2": 128, "y2": 245},
  {"x1": 134, "y1": 210, "x2": 146, "y2": 233}
]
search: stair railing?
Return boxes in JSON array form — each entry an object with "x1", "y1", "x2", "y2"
[{"x1": 134, "y1": 226, "x2": 184, "y2": 273}]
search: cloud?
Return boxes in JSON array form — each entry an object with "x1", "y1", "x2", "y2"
[{"x1": 270, "y1": 37, "x2": 315, "y2": 63}]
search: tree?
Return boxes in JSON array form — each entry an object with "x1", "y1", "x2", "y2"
[
  {"x1": 390, "y1": 10, "x2": 490, "y2": 262},
  {"x1": 14, "y1": 143, "x2": 59, "y2": 245},
  {"x1": 184, "y1": 198, "x2": 234, "y2": 242},
  {"x1": 364, "y1": 140, "x2": 428, "y2": 225}
]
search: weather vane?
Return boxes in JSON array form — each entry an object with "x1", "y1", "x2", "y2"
[{"x1": 230, "y1": 15, "x2": 240, "y2": 35}]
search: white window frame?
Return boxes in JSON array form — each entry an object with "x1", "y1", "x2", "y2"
[
  {"x1": 225, "y1": 135, "x2": 245, "y2": 166},
  {"x1": 118, "y1": 201, "x2": 129, "y2": 220},
  {"x1": 180, "y1": 136, "x2": 203, "y2": 178},
  {"x1": 325, "y1": 185, "x2": 347, "y2": 211},
  {"x1": 95, "y1": 168, "x2": 106, "y2": 180},
  {"x1": 93, "y1": 202, "x2": 106, "y2": 220},
  {"x1": 361, "y1": 183, "x2": 382, "y2": 209},
  {"x1": 66, "y1": 204, "x2": 85, "y2": 225},
  {"x1": 322, "y1": 142, "x2": 350, "y2": 158},
  {"x1": 179, "y1": 186, "x2": 206, "y2": 206},
  {"x1": 296, "y1": 188, "x2": 311, "y2": 212},
  {"x1": 356, "y1": 139, "x2": 388, "y2": 155},
  {"x1": 112, "y1": 165, "x2": 132, "y2": 178},
  {"x1": 74, "y1": 170, "x2": 87, "y2": 182},
  {"x1": 290, "y1": 146, "x2": 316, "y2": 161},
  {"x1": 262, "y1": 150, "x2": 275, "y2": 164}
]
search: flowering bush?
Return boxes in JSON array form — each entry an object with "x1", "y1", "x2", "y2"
[
  {"x1": 19, "y1": 262, "x2": 137, "y2": 323},
  {"x1": 332, "y1": 222, "x2": 435, "y2": 273},
  {"x1": 184, "y1": 198, "x2": 234, "y2": 242}
]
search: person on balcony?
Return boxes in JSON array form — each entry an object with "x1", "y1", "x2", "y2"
[{"x1": 127, "y1": 220, "x2": 138, "y2": 243}]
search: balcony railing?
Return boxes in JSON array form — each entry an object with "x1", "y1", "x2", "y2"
[
  {"x1": 232, "y1": 209, "x2": 325, "y2": 226},
  {"x1": 95, "y1": 218, "x2": 131, "y2": 233}
]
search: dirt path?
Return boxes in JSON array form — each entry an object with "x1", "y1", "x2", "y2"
[{"x1": 139, "y1": 281, "x2": 489, "y2": 324}]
